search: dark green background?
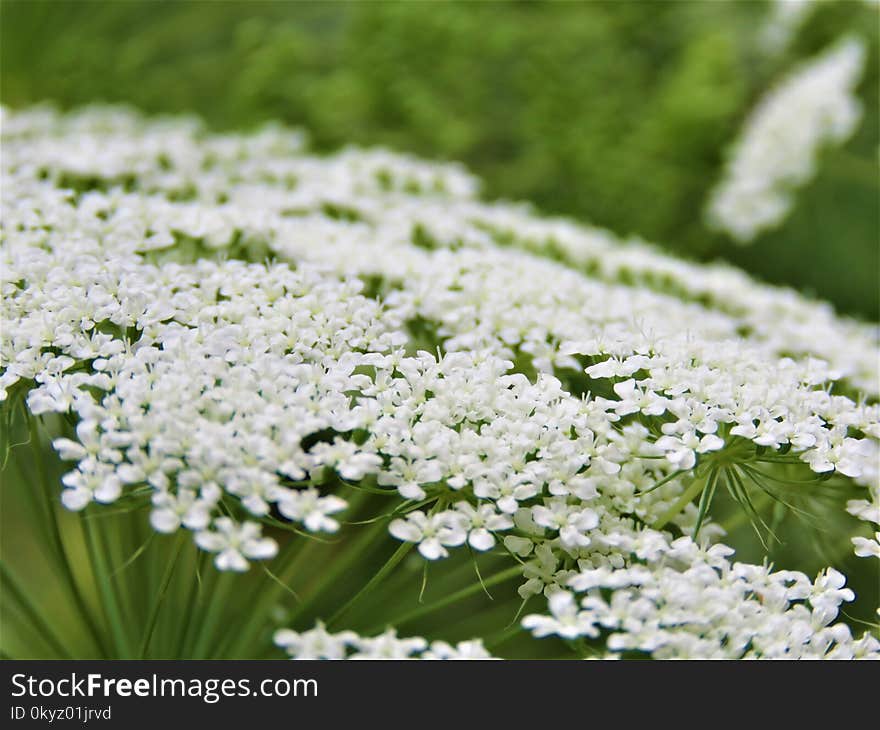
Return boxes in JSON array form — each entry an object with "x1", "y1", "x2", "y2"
[{"x1": 1, "y1": 0, "x2": 877, "y2": 315}]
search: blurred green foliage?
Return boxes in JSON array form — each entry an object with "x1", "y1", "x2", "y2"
[{"x1": 1, "y1": 0, "x2": 877, "y2": 317}]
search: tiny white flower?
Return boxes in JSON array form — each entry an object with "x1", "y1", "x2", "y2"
[
  {"x1": 852, "y1": 533, "x2": 880, "y2": 559},
  {"x1": 522, "y1": 591, "x2": 600, "y2": 639},
  {"x1": 195, "y1": 517, "x2": 278, "y2": 571},
  {"x1": 453, "y1": 501, "x2": 513, "y2": 551},
  {"x1": 389, "y1": 510, "x2": 466, "y2": 560}
]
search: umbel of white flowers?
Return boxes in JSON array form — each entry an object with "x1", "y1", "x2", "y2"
[
  {"x1": 706, "y1": 37, "x2": 866, "y2": 243},
  {"x1": 760, "y1": 0, "x2": 880, "y2": 56},
  {"x1": 1, "y1": 106, "x2": 877, "y2": 659}
]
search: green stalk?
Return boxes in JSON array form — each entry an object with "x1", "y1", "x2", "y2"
[
  {"x1": 181, "y1": 552, "x2": 223, "y2": 658},
  {"x1": 640, "y1": 468, "x2": 687, "y2": 494},
  {"x1": 102, "y1": 504, "x2": 138, "y2": 645},
  {"x1": 326, "y1": 540, "x2": 414, "y2": 629},
  {"x1": 322, "y1": 495, "x2": 447, "y2": 630},
  {"x1": 223, "y1": 489, "x2": 378, "y2": 658},
  {"x1": 138, "y1": 533, "x2": 185, "y2": 658},
  {"x1": 219, "y1": 538, "x2": 306, "y2": 659},
  {"x1": 0, "y1": 561, "x2": 72, "y2": 658},
  {"x1": 27, "y1": 416, "x2": 109, "y2": 656},
  {"x1": 717, "y1": 489, "x2": 772, "y2": 534},
  {"x1": 6, "y1": 451, "x2": 54, "y2": 551},
  {"x1": 190, "y1": 570, "x2": 236, "y2": 659},
  {"x1": 82, "y1": 512, "x2": 133, "y2": 657},
  {"x1": 128, "y1": 499, "x2": 153, "y2": 629},
  {"x1": 651, "y1": 469, "x2": 709, "y2": 530},
  {"x1": 692, "y1": 467, "x2": 719, "y2": 539},
  {"x1": 284, "y1": 506, "x2": 397, "y2": 625},
  {"x1": 175, "y1": 550, "x2": 206, "y2": 658},
  {"x1": 364, "y1": 563, "x2": 523, "y2": 635}
]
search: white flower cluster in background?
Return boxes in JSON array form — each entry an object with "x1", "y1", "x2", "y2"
[
  {"x1": 706, "y1": 38, "x2": 866, "y2": 243},
  {"x1": 760, "y1": 0, "x2": 880, "y2": 56},
  {"x1": 274, "y1": 622, "x2": 493, "y2": 660},
  {"x1": 2, "y1": 106, "x2": 877, "y2": 658},
  {"x1": 759, "y1": 0, "x2": 816, "y2": 55}
]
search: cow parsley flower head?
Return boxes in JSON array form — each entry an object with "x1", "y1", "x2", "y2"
[
  {"x1": 1, "y1": 105, "x2": 877, "y2": 659},
  {"x1": 707, "y1": 38, "x2": 866, "y2": 243}
]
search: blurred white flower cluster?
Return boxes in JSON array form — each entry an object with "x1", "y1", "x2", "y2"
[
  {"x1": 707, "y1": 38, "x2": 866, "y2": 243},
  {"x1": 1, "y1": 106, "x2": 877, "y2": 658},
  {"x1": 759, "y1": 0, "x2": 814, "y2": 55},
  {"x1": 761, "y1": 0, "x2": 880, "y2": 55}
]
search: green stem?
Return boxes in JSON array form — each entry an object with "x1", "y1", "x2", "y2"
[
  {"x1": 717, "y1": 485, "x2": 773, "y2": 533},
  {"x1": 692, "y1": 467, "x2": 719, "y2": 539},
  {"x1": 176, "y1": 550, "x2": 206, "y2": 658},
  {"x1": 138, "y1": 533, "x2": 185, "y2": 658},
  {"x1": 82, "y1": 512, "x2": 133, "y2": 657},
  {"x1": 640, "y1": 469, "x2": 687, "y2": 494},
  {"x1": 28, "y1": 416, "x2": 109, "y2": 656},
  {"x1": 285, "y1": 510, "x2": 396, "y2": 625},
  {"x1": 326, "y1": 540, "x2": 414, "y2": 629},
  {"x1": 742, "y1": 464, "x2": 822, "y2": 486},
  {"x1": 0, "y1": 561, "x2": 72, "y2": 658},
  {"x1": 651, "y1": 469, "x2": 708, "y2": 530},
  {"x1": 224, "y1": 489, "x2": 378, "y2": 657},
  {"x1": 7, "y1": 449, "x2": 54, "y2": 550},
  {"x1": 190, "y1": 570, "x2": 236, "y2": 659},
  {"x1": 364, "y1": 563, "x2": 523, "y2": 635}
]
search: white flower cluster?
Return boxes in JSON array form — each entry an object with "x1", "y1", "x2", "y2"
[
  {"x1": 523, "y1": 534, "x2": 879, "y2": 659},
  {"x1": 706, "y1": 38, "x2": 866, "y2": 243},
  {"x1": 274, "y1": 622, "x2": 493, "y2": 660},
  {"x1": 848, "y1": 496, "x2": 880, "y2": 560},
  {"x1": 759, "y1": 0, "x2": 815, "y2": 55},
  {"x1": 2, "y1": 106, "x2": 877, "y2": 657},
  {"x1": 761, "y1": 0, "x2": 880, "y2": 55}
]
